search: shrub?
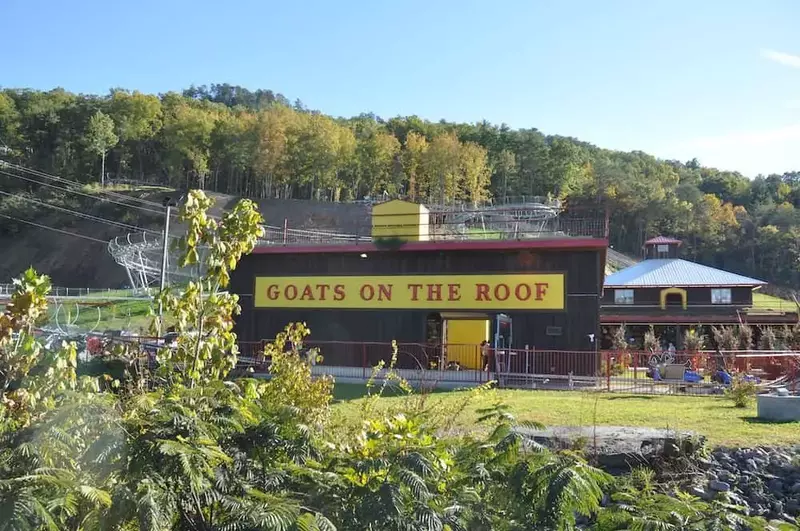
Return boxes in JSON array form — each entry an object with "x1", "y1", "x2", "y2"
[
  {"x1": 759, "y1": 326, "x2": 778, "y2": 350},
  {"x1": 737, "y1": 324, "x2": 753, "y2": 350},
  {"x1": 684, "y1": 328, "x2": 706, "y2": 353},
  {"x1": 712, "y1": 325, "x2": 737, "y2": 351},
  {"x1": 778, "y1": 325, "x2": 793, "y2": 349},
  {"x1": 611, "y1": 325, "x2": 628, "y2": 351},
  {"x1": 726, "y1": 374, "x2": 758, "y2": 408},
  {"x1": 643, "y1": 325, "x2": 659, "y2": 353}
]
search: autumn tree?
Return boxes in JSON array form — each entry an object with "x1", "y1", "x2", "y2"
[
  {"x1": 400, "y1": 131, "x2": 428, "y2": 200},
  {"x1": 161, "y1": 97, "x2": 217, "y2": 189},
  {"x1": 460, "y1": 141, "x2": 492, "y2": 206},
  {"x1": 492, "y1": 148, "x2": 517, "y2": 202},
  {"x1": 108, "y1": 90, "x2": 162, "y2": 179},
  {"x1": 84, "y1": 111, "x2": 118, "y2": 187},
  {"x1": 423, "y1": 132, "x2": 462, "y2": 204}
]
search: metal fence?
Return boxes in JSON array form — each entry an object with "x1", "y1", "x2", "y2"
[
  {"x1": 255, "y1": 204, "x2": 608, "y2": 247},
  {"x1": 93, "y1": 335, "x2": 800, "y2": 396},
  {"x1": 214, "y1": 341, "x2": 800, "y2": 395},
  {"x1": 0, "y1": 284, "x2": 148, "y2": 299}
]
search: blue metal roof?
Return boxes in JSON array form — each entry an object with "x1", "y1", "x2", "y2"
[{"x1": 604, "y1": 259, "x2": 766, "y2": 288}]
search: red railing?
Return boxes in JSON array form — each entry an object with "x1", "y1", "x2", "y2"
[
  {"x1": 95, "y1": 335, "x2": 800, "y2": 395},
  {"x1": 598, "y1": 349, "x2": 800, "y2": 395}
]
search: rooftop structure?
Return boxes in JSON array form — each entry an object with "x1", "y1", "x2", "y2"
[{"x1": 109, "y1": 198, "x2": 608, "y2": 290}]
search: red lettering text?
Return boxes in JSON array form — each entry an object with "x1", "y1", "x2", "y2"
[
  {"x1": 300, "y1": 285, "x2": 315, "y2": 300},
  {"x1": 515, "y1": 283, "x2": 531, "y2": 301},
  {"x1": 377, "y1": 284, "x2": 393, "y2": 301},
  {"x1": 333, "y1": 284, "x2": 346, "y2": 301},
  {"x1": 407, "y1": 283, "x2": 423, "y2": 301},
  {"x1": 494, "y1": 283, "x2": 510, "y2": 301},
  {"x1": 427, "y1": 283, "x2": 442, "y2": 301},
  {"x1": 535, "y1": 282, "x2": 549, "y2": 300},
  {"x1": 284, "y1": 285, "x2": 298, "y2": 300},
  {"x1": 360, "y1": 284, "x2": 375, "y2": 301},
  {"x1": 448, "y1": 283, "x2": 461, "y2": 301},
  {"x1": 476, "y1": 283, "x2": 490, "y2": 301},
  {"x1": 267, "y1": 284, "x2": 279, "y2": 300},
  {"x1": 316, "y1": 284, "x2": 330, "y2": 300}
]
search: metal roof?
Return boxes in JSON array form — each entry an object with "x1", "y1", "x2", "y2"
[
  {"x1": 604, "y1": 259, "x2": 766, "y2": 288},
  {"x1": 643, "y1": 236, "x2": 682, "y2": 245}
]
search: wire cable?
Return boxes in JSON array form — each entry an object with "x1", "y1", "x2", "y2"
[
  {"x1": 0, "y1": 213, "x2": 107, "y2": 244},
  {"x1": 2, "y1": 161, "x2": 168, "y2": 210},
  {"x1": 0, "y1": 169, "x2": 166, "y2": 216},
  {"x1": 0, "y1": 189, "x2": 160, "y2": 235},
  {"x1": 0, "y1": 161, "x2": 222, "y2": 220}
]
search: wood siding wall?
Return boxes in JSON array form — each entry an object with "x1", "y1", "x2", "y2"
[
  {"x1": 232, "y1": 247, "x2": 604, "y2": 352},
  {"x1": 602, "y1": 286, "x2": 753, "y2": 307}
]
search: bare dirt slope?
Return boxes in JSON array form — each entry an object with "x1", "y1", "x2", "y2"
[{"x1": 0, "y1": 191, "x2": 370, "y2": 287}]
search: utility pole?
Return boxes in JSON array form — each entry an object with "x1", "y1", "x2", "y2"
[{"x1": 158, "y1": 196, "x2": 178, "y2": 334}]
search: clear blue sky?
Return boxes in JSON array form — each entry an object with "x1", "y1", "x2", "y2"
[{"x1": 4, "y1": 0, "x2": 800, "y2": 176}]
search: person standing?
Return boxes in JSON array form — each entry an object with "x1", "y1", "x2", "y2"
[{"x1": 481, "y1": 340, "x2": 493, "y2": 372}]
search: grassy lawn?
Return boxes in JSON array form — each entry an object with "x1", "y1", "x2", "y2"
[
  {"x1": 466, "y1": 227, "x2": 503, "y2": 239},
  {"x1": 43, "y1": 298, "x2": 158, "y2": 333},
  {"x1": 331, "y1": 383, "x2": 800, "y2": 447},
  {"x1": 752, "y1": 291, "x2": 797, "y2": 312}
]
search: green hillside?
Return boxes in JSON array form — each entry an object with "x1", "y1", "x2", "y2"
[{"x1": 2, "y1": 85, "x2": 800, "y2": 289}]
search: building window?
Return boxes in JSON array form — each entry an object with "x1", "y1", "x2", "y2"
[
  {"x1": 657, "y1": 244, "x2": 669, "y2": 257},
  {"x1": 546, "y1": 326, "x2": 563, "y2": 336},
  {"x1": 711, "y1": 288, "x2": 732, "y2": 304},
  {"x1": 614, "y1": 289, "x2": 634, "y2": 305}
]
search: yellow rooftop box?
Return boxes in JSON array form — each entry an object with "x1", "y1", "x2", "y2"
[{"x1": 371, "y1": 199, "x2": 430, "y2": 242}]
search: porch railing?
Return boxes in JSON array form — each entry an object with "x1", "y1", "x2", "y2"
[{"x1": 95, "y1": 335, "x2": 800, "y2": 395}]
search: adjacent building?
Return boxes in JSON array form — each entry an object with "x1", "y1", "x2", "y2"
[{"x1": 600, "y1": 237, "x2": 798, "y2": 348}]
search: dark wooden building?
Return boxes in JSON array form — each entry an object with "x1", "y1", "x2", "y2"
[
  {"x1": 600, "y1": 237, "x2": 798, "y2": 348},
  {"x1": 231, "y1": 200, "x2": 609, "y2": 373}
]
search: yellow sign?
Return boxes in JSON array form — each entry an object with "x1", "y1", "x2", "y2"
[{"x1": 253, "y1": 274, "x2": 565, "y2": 310}]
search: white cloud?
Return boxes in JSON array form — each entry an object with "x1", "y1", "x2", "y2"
[
  {"x1": 761, "y1": 49, "x2": 800, "y2": 68},
  {"x1": 687, "y1": 124, "x2": 800, "y2": 149},
  {"x1": 670, "y1": 124, "x2": 800, "y2": 176}
]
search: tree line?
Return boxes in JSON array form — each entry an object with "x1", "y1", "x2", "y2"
[{"x1": 1, "y1": 83, "x2": 800, "y2": 288}]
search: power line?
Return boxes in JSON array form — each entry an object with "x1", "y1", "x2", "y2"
[
  {"x1": 0, "y1": 189, "x2": 159, "y2": 235},
  {"x1": 0, "y1": 168, "x2": 166, "y2": 216},
  {"x1": 0, "y1": 213, "x2": 107, "y2": 244},
  {"x1": 1, "y1": 161, "x2": 223, "y2": 220},
  {"x1": 2, "y1": 161, "x2": 168, "y2": 210}
]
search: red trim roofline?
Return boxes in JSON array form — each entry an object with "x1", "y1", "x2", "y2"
[{"x1": 251, "y1": 237, "x2": 609, "y2": 255}]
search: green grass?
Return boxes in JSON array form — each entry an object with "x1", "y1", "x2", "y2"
[
  {"x1": 331, "y1": 384, "x2": 800, "y2": 447},
  {"x1": 43, "y1": 298, "x2": 159, "y2": 333},
  {"x1": 752, "y1": 292, "x2": 797, "y2": 312},
  {"x1": 466, "y1": 227, "x2": 503, "y2": 240}
]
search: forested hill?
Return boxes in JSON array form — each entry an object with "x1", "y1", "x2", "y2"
[{"x1": 1, "y1": 83, "x2": 799, "y2": 288}]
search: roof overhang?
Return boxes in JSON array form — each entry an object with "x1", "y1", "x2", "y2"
[{"x1": 604, "y1": 284, "x2": 765, "y2": 289}]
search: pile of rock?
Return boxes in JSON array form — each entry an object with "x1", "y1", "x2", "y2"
[{"x1": 694, "y1": 446, "x2": 800, "y2": 521}]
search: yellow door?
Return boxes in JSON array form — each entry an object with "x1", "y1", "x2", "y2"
[{"x1": 445, "y1": 319, "x2": 490, "y2": 369}]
